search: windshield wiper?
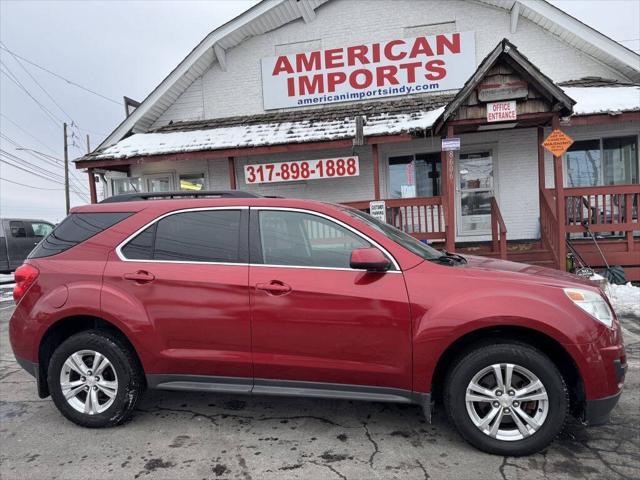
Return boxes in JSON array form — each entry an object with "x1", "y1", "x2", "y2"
[
  {"x1": 428, "y1": 250, "x2": 468, "y2": 265},
  {"x1": 442, "y1": 251, "x2": 468, "y2": 264}
]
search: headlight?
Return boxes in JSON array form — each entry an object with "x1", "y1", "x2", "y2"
[{"x1": 564, "y1": 288, "x2": 614, "y2": 328}]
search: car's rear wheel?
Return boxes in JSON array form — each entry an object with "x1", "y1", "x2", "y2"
[
  {"x1": 48, "y1": 330, "x2": 144, "y2": 428},
  {"x1": 444, "y1": 342, "x2": 568, "y2": 456}
]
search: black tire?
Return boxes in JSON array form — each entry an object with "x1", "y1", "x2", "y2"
[
  {"x1": 48, "y1": 330, "x2": 144, "y2": 428},
  {"x1": 444, "y1": 342, "x2": 568, "y2": 456}
]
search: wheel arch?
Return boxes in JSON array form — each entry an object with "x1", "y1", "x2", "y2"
[
  {"x1": 37, "y1": 315, "x2": 144, "y2": 398},
  {"x1": 429, "y1": 325, "x2": 586, "y2": 419}
]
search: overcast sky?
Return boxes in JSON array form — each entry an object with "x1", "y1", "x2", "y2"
[{"x1": 1, "y1": 0, "x2": 638, "y2": 222}]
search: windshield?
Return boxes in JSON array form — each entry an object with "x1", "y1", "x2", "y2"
[{"x1": 342, "y1": 208, "x2": 444, "y2": 261}]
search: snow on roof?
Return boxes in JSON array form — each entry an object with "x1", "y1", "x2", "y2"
[
  {"x1": 563, "y1": 86, "x2": 640, "y2": 116},
  {"x1": 92, "y1": 107, "x2": 445, "y2": 160},
  {"x1": 88, "y1": 86, "x2": 639, "y2": 161}
]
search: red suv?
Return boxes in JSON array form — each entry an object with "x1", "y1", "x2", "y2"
[{"x1": 9, "y1": 192, "x2": 626, "y2": 456}]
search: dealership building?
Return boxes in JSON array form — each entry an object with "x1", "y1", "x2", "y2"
[{"x1": 76, "y1": 0, "x2": 640, "y2": 277}]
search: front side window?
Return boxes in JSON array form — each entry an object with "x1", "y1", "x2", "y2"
[
  {"x1": 121, "y1": 210, "x2": 242, "y2": 263},
  {"x1": 30, "y1": 222, "x2": 54, "y2": 238},
  {"x1": 257, "y1": 210, "x2": 371, "y2": 268},
  {"x1": 565, "y1": 136, "x2": 638, "y2": 187},
  {"x1": 343, "y1": 208, "x2": 443, "y2": 261}
]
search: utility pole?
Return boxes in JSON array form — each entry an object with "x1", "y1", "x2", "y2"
[
  {"x1": 86, "y1": 134, "x2": 91, "y2": 154},
  {"x1": 63, "y1": 122, "x2": 70, "y2": 214}
]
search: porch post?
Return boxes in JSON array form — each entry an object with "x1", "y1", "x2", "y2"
[
  {"x1": 372, "y1": 144, "x2": 381, "y2": 200},
  {"x1": 88, "y1": 168, "x2": 97, "y2": 204},
  {"x1": 537, "y1": 127, "x2": 545, "y2": 190},
  {"x1": 552, "y1": 115, "x2": 567, "y2": 270},
  {"x1": 442, "y1": 125, "x2": 456, "y2": 252},
  {"x1": 228, "y1": 157, "x2": 237, "y2": 190}
]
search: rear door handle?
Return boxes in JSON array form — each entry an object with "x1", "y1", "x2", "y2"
[
  {"x1": 255, "y1": 281, "x2": 291, "y2": 295},
  {"x1": 123, "y1": 271, "x2": 155, "y2": 283}
]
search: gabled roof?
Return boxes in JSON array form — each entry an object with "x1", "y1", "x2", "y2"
[
  {"x1": 97, "y1": 0, "x2": 329, "y2": 151},
  {"x1": 476, "y1": 0, "x2": 640, "y2": 81},
  {"x1": 434, "y1": 38, "x2": 575, "y2": 132},
  {"x1": 97, "y1": 0, "x2": 640, "y2": 152}
]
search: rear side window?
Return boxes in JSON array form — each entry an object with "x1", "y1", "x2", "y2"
[
  {"x1": 9, "y1": 221, "x2": 27, "y2": 238},
  {"x1": 29, "y1": 213, "x2": 132, "y2": 259},
  {"x1": 120, "y1": 210, "x2": 242, "y2": 263}
]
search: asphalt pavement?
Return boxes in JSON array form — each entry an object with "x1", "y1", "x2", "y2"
[{"x1": 0, "y1": 298, "x2": 638, "y2": 480}]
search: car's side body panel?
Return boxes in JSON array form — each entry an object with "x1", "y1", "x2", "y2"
[{"x1": 250, "y1": 264, "x2": 413, "y2": 390}]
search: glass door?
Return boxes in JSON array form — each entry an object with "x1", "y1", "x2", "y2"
[{"x1": 456, "y1": 152, "x2": 494, "y2": 235}]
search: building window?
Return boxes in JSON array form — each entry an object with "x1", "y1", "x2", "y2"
[
  {"x1": 180, "y1": 173, "x2": 206, "y2": 191},
  {"x1": 565, "y1": 136, "x2": 638, "y2": 187},
  {"x1": 112, "y1": 177, "x2": 143, "y2": 195},
  {"x1": 388, "y1": 153, "x2": 441, "y2": 199}
]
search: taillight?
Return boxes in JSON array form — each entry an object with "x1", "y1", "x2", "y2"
[{"x1": 13, "y1": 264, "x2": 39, "y2": 303}]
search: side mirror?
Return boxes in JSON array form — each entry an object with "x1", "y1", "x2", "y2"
[{"x1": 350, "y1": 247, "x2": 391, "y2": 272}]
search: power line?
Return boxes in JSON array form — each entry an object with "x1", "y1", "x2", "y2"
[
  {"x1": 0, "y1": 176, "x2": 68, "y2": 190},
  {"x1": 0, "y1": 113, "x2": 59, "y2": 155},
  {"x1": 1, "y1": 40, "x2": 76, "y2": 124},
  {"x1": 0, "y1": 132, "x2": 89, "y2": 195},
  {"x1": 0, "y1": 44, "x2": 121, "y2": 106},
  {"x1": 0, "y1": 62, "x2": 63, "y2": 128},
  {"x1": 0, "y1": 158, "x2": 89, "y2": 201}
]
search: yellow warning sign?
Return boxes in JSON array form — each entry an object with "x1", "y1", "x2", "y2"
[{"x1": 542, "y1": 129, "x2": 574, "y2": 157}]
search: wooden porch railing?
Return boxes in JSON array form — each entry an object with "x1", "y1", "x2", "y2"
[
  {"x1": 342, "y1": 197, "x2": 446, "y2": 241},
  {"x1": 539, "y1": 189, "x2": 561, "y2": 268},
  {"x1": 564, "y1": 185, "x2": 639, "y2": 234},
  {"x1": 490, "y1": 198, "x2": 507, "y2": 260}
]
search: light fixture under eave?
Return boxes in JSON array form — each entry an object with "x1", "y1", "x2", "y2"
[{"x1": 477, "y1": 122, "x2": 518, "y2": 131}]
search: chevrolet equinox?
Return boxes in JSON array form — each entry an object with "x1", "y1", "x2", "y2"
[{"x1": 9, "y1": 191, "x2": 626, "y2": 456}]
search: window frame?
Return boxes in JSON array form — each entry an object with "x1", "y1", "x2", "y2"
[
  {"x1": 249, "y1": 207, "x2": 400, "y2": 272},
  {"x1": 563, "y1": 134, "x2": 639, "y2": 187},
  {"x1": 116, "y1": 207, "x2": 249, "y2": 266}
]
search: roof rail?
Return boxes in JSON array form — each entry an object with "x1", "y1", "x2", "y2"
[{"x1": 99, "y1": 190, "x2": 262, "y2": 203}]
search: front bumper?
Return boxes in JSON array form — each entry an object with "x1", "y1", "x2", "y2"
[{"x1": 585, "y1": 390, "x2": 623, "y2": 426}]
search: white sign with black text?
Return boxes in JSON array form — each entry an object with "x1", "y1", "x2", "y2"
[
  {"x1": 244, "y1": 157, "x2": 359, "y2": 184},
  {"x1": 369, "y1": 201, "x2": 387, "y2": 223}
]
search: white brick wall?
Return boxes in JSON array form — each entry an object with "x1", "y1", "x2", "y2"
[
  {"x1": 152, "y1": 0, "x2": 626, "y2": 127},
  {"x1": 129, "y1": 0, "x2": 638, "y2": 244}
]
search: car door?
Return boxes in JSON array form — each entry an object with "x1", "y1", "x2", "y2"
[
  {"x1": 6, "y1": 220, "x2": 36, "y2": 270},
  {"x1": 249, "y1": 207, "x2": 413, "y2": 393},
  {"x1": 103, "y1": 207, "x2": 252, "y2": 387}
]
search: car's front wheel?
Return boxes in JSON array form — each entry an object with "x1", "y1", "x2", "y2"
[
  {"x1": 48, "y1": 330, "x2": 144, "y2": 428},
  {"x1": 444, "y1": 342, "x2": 568, "y2": 456}
]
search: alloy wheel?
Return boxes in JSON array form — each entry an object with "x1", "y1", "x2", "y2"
[
  {"x1": 465, "y1": 363, "x2": 549, "y2": 441},
  {"x1": 59, "y1": 350, "x2": 118, "y2": 415}
]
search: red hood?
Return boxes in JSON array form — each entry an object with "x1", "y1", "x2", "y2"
[{"x1": 458, "y1": 254, "x2": 596, "y2": 288}]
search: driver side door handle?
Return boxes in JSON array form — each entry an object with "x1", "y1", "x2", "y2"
[{"x1": 255, "y1": 281, "x2": 292, "y2": 295}]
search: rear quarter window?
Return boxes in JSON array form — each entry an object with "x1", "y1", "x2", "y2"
[{"x1": 29, "y1": 212, "x2": 132, "y2": 259}]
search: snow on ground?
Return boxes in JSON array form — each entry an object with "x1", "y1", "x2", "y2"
[{"x1": 605, "y1": 282, "x2": 640, "y2": 317}]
